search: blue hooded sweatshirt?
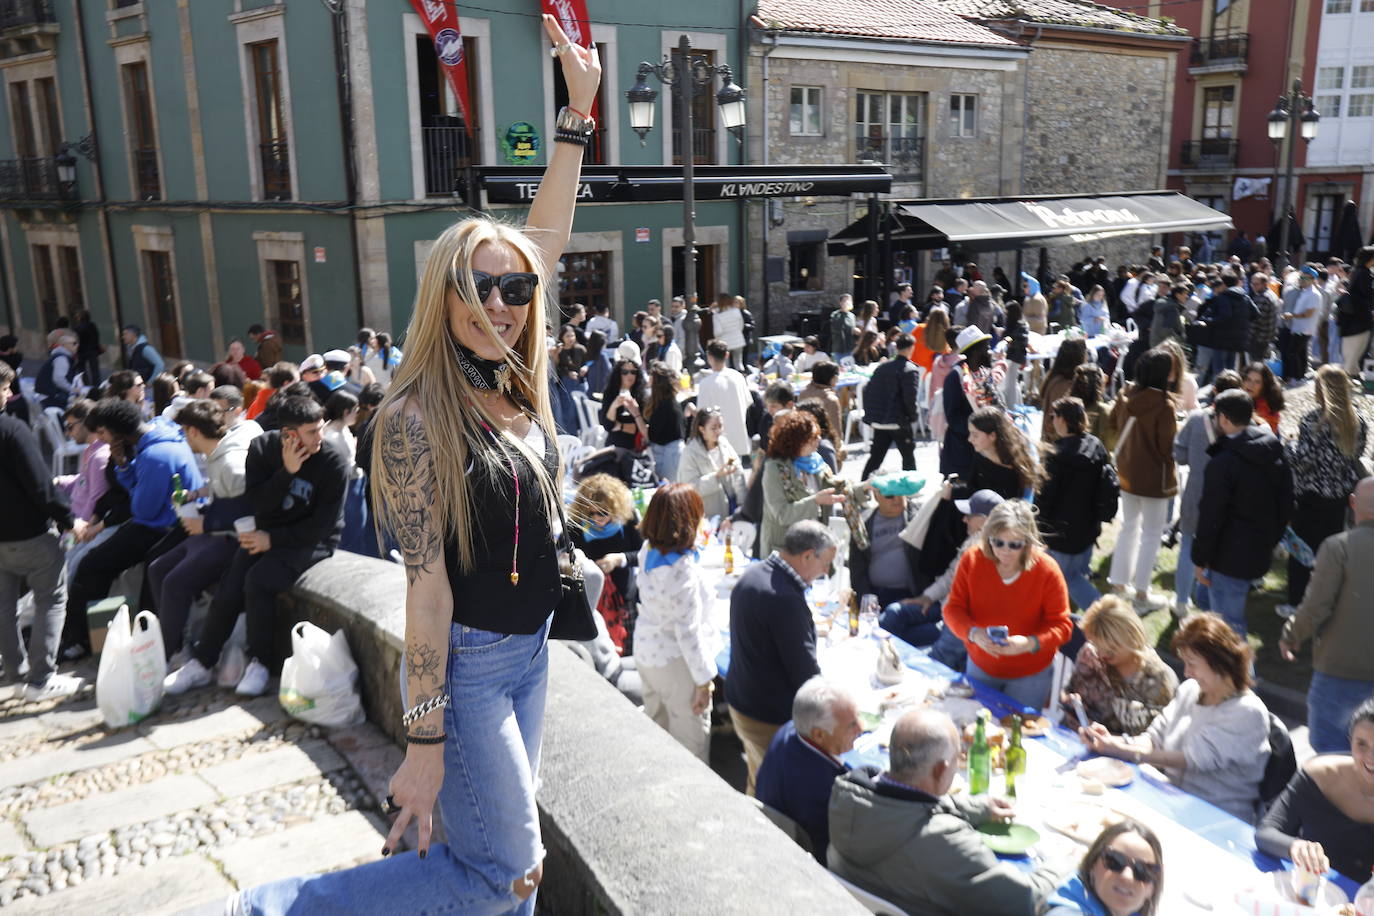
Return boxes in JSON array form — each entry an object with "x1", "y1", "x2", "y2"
[
  {"x1": 1020, "y1": 272, "x2": 1041, "y2": 298},
  {"x1": 1045, "y1": 874, "x2": 1142, "y2": 916},
  {"x1": 115, "y1": 423, "x2": 204, "y2": 529}
]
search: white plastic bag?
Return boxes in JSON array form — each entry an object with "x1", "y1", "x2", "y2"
[
  {"x1": 96, "y1": 606, "x2": 167, "y2": 728},
  {"x1": 278, "y1": 622, "x2": 365, "y2": 728},
  {"x1": 216, "y1": 616, "x2": 248, "y2": 688}
]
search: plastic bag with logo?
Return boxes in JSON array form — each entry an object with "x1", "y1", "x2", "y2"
[
  {"x1": 278, "y1": 622, "x2": 365, "y2": 728},
  {"x1": 96, "y1": 605, "x2": 167, "y2": 728}
]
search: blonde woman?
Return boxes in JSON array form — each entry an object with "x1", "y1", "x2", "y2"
[
  {"x1": 232, "y1": 18, "x2": 599, "y2": 912},
  {"x1": 942, "y1": 499, "x2": 1073, "y2": 709},
  {"x1": 1064, "y1": 596, "x2": 1177, "y2": 735},
  {"x1": 1280, "y1": 364, "x2": 1368, "y2": 615}
]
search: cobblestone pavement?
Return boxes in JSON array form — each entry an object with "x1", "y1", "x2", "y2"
[{"x1": 0, "y1": 659, "x2": 407, "y2": 915}]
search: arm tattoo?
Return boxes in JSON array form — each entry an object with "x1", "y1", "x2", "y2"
[
  {"x1": 406, "y1": 644, "x2": 442, "y2": 683},
  {"x1": 381, "y1": 410, "x2": 440, "y2": 585}
]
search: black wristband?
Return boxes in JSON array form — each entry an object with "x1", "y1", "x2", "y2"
[
  {"x1": 554, "y1": 129, "x2": 589, "y2": 147},
  {"x1": 405, "y1": 733, "x2": 447, "y2": 745}
]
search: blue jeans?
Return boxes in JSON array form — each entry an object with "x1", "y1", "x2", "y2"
[
  {"x1": 650, "y1": 440, "x2": 683, "y2": 485},
  {"x1": 1174, "y1": 532, "x2": 1210, "y2": 610},
  {"x1": 966, "y1": 657, "x2": 1055, "y2": 712},
  {"x1": 1206, "y1": 569, "x2": 1250, "y2": 637},
  {"x1": 1047, "y1": 548, "x2": 1100, "y2": 611},
  {"x1": 878, "y1": 586, "x2": 940, "y2": 648},
  {"x1": 238, "y1": 617, "x2": 553, "y2": 915},
  {"x1": 1308, "y1": 671, "x2": 1374, "y2": 754}
]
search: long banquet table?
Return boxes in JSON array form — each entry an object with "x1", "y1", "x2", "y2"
[{"x1": 698, "y1": 544, "x2": 1360, "y2": 912}]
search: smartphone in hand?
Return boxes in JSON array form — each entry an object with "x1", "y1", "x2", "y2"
[
  {"x1": 987, "y1": 625, "x2": 1010, "y2": 646},
  {"x1": 1072, "y1": 694, "x2": 1091, "y2": 730}
]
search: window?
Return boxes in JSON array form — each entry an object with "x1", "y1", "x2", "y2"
[
  {"x1": 855, "y1": 91, "x2": 925, "y2": 179},
  {"x1": 1193, "y1": 194, "x2": 1227, "y2": 213},
  {"x1": 416, "y1": 34, "x2": 479, "y2": 195},
  {"x1": 250, "y1": 40, "x2": 291, "y2": 200},
  {"x1": 35, "y1": 78, "x2": 60, "y2": 157},
  {"x1": 31, "y1": 244, "x2": 58, "y2": 330},
  {"x1": 1350, "y1": 94, "x2": 1374, "y2": 117},
  {"x1": 1362, "y1": 0, "x2": 1374, "y2": 10},
  {"x1": 121, "y1": 62, "x2": 160, "y2": 200},
  {"x1": 949, "y1": 94, "x2": 977, "y2": 138},
  {"x1": 788, "y1": 241, "x2": 823, "y2": 291},
  {"x1": 1201, "y1": 86, "x2": 1235, "y2": 138},
  {"x1": 1353, "y1": 66, "x2": 1374, "y2": 88},
  {"x1": 790, "y1": 86, "x2": 822, "y2": 136},
  {"x1": 558, "y1": 251, "x2": 610, "y2": 314},
  {"x1": 1325, "y1": 0, "x2": 1351, "y2": 11},
  {"x1": 267, "y1": 259, "x2": 305, "y2": 345},
  {"x1": 143, "y1": 249, "x2": 180, "y2": 359},
  {"x1": 671, "y1": 244, "x2": 717, "y2": 305},
  {"x1": 1310, "y1": 193, "x2": 1342, "y2": 255},
  {"x1": 1317, "y1": 67, "x2": 1345, "y2": 90},
  {"x1": 9, "y1": 82, "x2": 36, "y2": 160},
  {"x1": 1317, "y1": 95, "x2": 1343, "y2": 118},
  {"x1": 672, "y1": 49, "x2": 716, "y2": 165},
  {"x1": 58, "y1": 245, "x2": 83, "y2": 314}
]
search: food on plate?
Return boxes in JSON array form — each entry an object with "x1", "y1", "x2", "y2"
[
  {"x1": 1080, "y1": 778, "x2": 1105, "y2": 796},
  {"x1": 1043, "y1": 802, "x2": 1125, "y2": 845},
  {"x1": 946, "y1": 681, "x2": 975, "y2": 698},
  {"x1": 1076, "y1": 757, "x2": 1134, "y2": 787},
  {"x1": 963, "y1": 717, "x2": 1005, "y2": 749},
  {"x1": 878, "y1": 685, "x2": 922, "y2": 713},
  {"x1": 1000, "y1": 713, "x2": 1052, "y2": 736}
]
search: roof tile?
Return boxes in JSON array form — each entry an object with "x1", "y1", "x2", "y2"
[
  {"x1": 755, "y1": 0, "x2": 1021, "y2": 46},
  {"x1": 929, "y1": 0, "x2": 1187, "y2": 35}
]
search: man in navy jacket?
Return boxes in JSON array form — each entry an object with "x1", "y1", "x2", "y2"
[
  {"x1": 725, "y1": 520, "x2": 837, "y2": 794},
  {"x1": 860, "y1": 334, "x2": 920, "y2": 478}
]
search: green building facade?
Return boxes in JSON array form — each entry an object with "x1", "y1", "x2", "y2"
[{"x1": 0, "y1": 0, "x2": 747, "y2": 366}]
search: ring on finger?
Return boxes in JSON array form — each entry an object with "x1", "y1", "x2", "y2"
[
  {"x1": 549, "y1": 42, "x2": 571, "y2": 57},
  {"x1": 383, "y1": 794, "x2": 399, "y2": 815}
]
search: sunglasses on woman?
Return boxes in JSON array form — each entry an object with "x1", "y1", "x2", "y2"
[
  {"x1": 469, "y1": 271, "x2": 539, "y2": 307},
  {"x1": 1099, "y1": 848, "x2": 1160, "y2": 885},
  {"x1": 990, "y1": 537, "x2": 1025, "y2": 551}
]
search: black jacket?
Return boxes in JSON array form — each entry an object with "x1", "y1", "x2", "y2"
[
  {"x1": 1192, "y1": 426, "x2": 1293, "y2": 580},
  {"x1": 725, "y1": 554, "x2": 821, "y2": 725},
  {"x1": 246, "y1": 432, "x2": 349, "y2": 552},
  {"x1": 1200, "y1": 286, "x2": 1257, "y2": 353},
  {"x1": 1337, "y1": 268, "x2": 1373, "y2": 337},
  {"x1": 863, "y1": 356, "x2": 918, "y2": 426},
  {"x1": 0, "y1": 414, "x2": 73, "y2": 540},
  {"x1": 1038, "y1": 433, "x2": 1110, "y2": 555}
]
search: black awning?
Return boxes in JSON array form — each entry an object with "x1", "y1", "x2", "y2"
[
  {"x1": 829, "y1": 191, "x2": 1233, "y2": 255},
  {"x1": 468, "y1": 165, "x2": 892, "y2": 205}
]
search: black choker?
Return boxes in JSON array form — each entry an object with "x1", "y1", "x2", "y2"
[{"x1": 452, "y1": 338, "x2": 512, "y2": 395}]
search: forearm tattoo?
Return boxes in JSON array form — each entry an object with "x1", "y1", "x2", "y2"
[
  {"x1": 381, "y1": 410, "x2": 440, "y2": 586},
  {"x1": 405, "y1": 645, "x2": 445, "y2": 738},
  {"x1": 406, "y1": 644, "x2": 442, "y2": 683}
]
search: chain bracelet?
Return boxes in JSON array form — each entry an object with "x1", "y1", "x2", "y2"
[{"x1": 401, "y1": 692, "x2": 450, "y2": 727}]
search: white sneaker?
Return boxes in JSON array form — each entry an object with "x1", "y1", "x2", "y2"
[
  {"x1": 234, "y1": 660, "x2": 270, "y2": 697},
  {"x1": 1275, "y1": 603, "x2": 1297, "y2": 620},
  {"x1": 23, "y1": 673, "x2": 85, "y2": 703},
  {"x1": 1172, "y1": 601, "x2": 1190, "y2": 620},
  {"x1": 164, "y1": 658, "x2": 212, "y2": 695},
  {"x1": 1132, "y1": 592, "x2": 1168, "y2": 614},
  {"x1": 167, "y1": 646, "x2": 193, "y2": 670}
]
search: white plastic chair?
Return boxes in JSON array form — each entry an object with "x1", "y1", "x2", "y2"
[
  {"x1": 571, "y1": 393, "x2": 604, "y2": 448},
  {"x1": 730, "y1": 519, "x2": 757, "y2": 557},
  {"x1": 843, "y1": 379, "x2": 871, "y2": 450},
  {"x1": 750, "y1": 797, "x2": 811, "y2": 854},
  {"x1": 1045, "y1": 650, "x2": 1075, "y2": 724},
  {"x1": 829, "y1": 873, "x2": 913, "y2": 916},
  {"x1": 39, "y1": 407, "x2": 83, "y2": 477}
]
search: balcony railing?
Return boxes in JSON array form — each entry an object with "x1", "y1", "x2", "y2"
[
  {"x1": 132, "y1": 147, "x2": 160, "y2": 200},
  {"x1": 1180, "y1": 138, "x2": 1239, "y2": 168},
  {"x1": 1189, "y1": 33, "x2": 1248, "y2": 69},
  {"x1": 259, "y1": 139, "x2": 291, "y2": 200},
  {"x1": 855, "y1": 135, "x2": 925, "y2": 181},
  {"x1": 422, "y1": 122, "x2": 478, "y2": 197},
  {"x1": 0, "y1": 0, "x2": 54, "y2": 29},
  {"x1": 672, "y1": 127, "x2": 716, "y2": 165},
  {"x1": 0, "y1": 156, "x2": 72, "y2": 201}
]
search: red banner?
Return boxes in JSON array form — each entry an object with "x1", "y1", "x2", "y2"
[
  {"x1": 542, "y1": 0, "x2": 596, "y2": 123},
  {"x1": 411, "y1": 0, "x2": 475, "y2": 137}
]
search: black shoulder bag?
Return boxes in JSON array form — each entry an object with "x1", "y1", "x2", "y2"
[{"x1": 549, "y1": 504, "x2": 598, "y2": 641}]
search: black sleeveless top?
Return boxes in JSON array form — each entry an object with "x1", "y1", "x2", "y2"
[{"x1": 444, "y1": 419, "x2": 561, "y2": 634}]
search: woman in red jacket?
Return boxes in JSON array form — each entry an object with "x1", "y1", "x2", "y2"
[{"x1": 943, "y1": 499, "x2": 1073, "y2": 709}]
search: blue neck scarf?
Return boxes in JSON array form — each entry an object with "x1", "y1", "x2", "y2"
[
  {"x1": 644, "y1": 546, "x2": 700, "y2": 573},
  {"x1": 583, "y1": 519, "x2": 623, "y2": 542},
  {"x1": 793, "y1": 452, "x2": 826, "y2": 476}
]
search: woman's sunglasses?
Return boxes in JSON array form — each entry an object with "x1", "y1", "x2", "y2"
[
  {"x1": 620, "y1": 368, "x2": 639, "y2": 376},
  {"x1": 469, "y1": 271, "x2": 538, "y2": 307},
  {"x1": 990, "y1": 537, "x2": 1025, "y2": 551},
  {"x1": 1099, "y1": 848, "x2": 1160, "y2": 885}
]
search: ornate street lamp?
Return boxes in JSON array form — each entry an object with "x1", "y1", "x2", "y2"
[{"x1": 1268, "y1": 79, "x2": 1320, "y2": 268}]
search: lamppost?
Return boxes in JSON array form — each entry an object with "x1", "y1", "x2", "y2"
[
  {"x1": 626, "y1": 36, "x2": 745, "y2": 356},
  {"x1": 1267, "y1": 78, "x2": 1320, "y2": 269}
]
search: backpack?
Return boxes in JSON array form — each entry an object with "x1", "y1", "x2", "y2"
[{"x1": 1095, "y1": 458, "x2": 1120, "y2": 525}]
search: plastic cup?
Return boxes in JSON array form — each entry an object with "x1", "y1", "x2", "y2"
[
  {"x1": 233, "y1": 517, "x2": 257, "y2": 534},
  {"x1": 1293, "y1": 868, "x2": 1324, "y2": 906},
  {"x1": 176, "y1": 503, "x2": 199, "y2": 520}
]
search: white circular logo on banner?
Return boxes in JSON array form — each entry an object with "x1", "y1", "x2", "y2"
[{"x1": 434, "y1": 29, "x2": 464, "y2": 66}]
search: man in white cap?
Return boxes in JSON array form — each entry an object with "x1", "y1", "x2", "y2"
[{"x1": 319, "y1": 349, "x2": 361, "y2": 399}]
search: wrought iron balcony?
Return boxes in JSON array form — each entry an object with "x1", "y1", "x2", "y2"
[
  {"x1": 0, "y1": 156, "x2": 74, "y2": 201},
  {"x1": 672, "y1": 127, "x2": 717, "y2": 166},
  {"x1": 259, "y1": 139, "x2": 291, "y2": 200},
  {"x1": 855, "y1": 135, "x2": 924, "y2": 182},
  {"x1": 422, "y1": 122, "x2": 479, "y2": 197},
  {"x1": 1180, "y1": 138, "x2": 1239, "y2": 169},
  {"x1": 0, "y1": 0, "x2": 54, "y2": 29},
  {"x1": 1189, "y1": 34, "x2": 1248, "y2": 71}
]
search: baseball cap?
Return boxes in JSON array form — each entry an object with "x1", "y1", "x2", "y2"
[
  {"x1": 300, "y1": 354, "x2": 325, "y2": 373},
  {"x1": 956, "y1": 326, "x2": 992, "y2": 354},
  {"x1": 322, "y1": 348, "x2": 351, "y2": 366},
  {"x1": 616, "y1": 340, "x2": 641, "y2": 363},
  {"x1": 1299, "y1": 266, "x2": 1319, "y2": 279},
  {"x1": 955, "y1": 488, "x2": 1004, "y2": 517}
]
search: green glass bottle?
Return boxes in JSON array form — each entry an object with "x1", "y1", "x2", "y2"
[
  {"x1": 1005, "y1": 715, "x2": 1026, "y2": 799},
  {"x1": 969, "y1": 709, "x2": 991, "y2": 795},
  {"x1": 171, "y1": 473, "x2": 186, "y2": 508}
]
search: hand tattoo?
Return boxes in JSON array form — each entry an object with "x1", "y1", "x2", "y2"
[{"x1": 381, "y1": 409, "x2": 441, "y2": 585}]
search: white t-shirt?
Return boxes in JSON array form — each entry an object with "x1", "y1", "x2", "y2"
[{"x1": 695, "y1": 368, "x2": 752, "y2": 457}]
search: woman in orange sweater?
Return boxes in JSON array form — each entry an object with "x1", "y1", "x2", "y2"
[
  {"x1": 942, "y1": 499, "x2": 1073, "y2": 709},
  {"x1": 910, "y1": 307, "x2": 951, "y2": 372}
]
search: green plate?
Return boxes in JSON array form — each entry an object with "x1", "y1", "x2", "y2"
[{"x1": 978, "y1": 822, "x2": 1040, "y2": 855}]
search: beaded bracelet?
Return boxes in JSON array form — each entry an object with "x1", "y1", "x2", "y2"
[
  {"x1": 406, "y1": 733, "x2": 447, "y2": 746},
  {"x1": 402, "y1": 692, "x2": 450, "y2": 727}
]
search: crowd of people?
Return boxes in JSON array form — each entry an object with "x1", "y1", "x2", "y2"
[{"x1": 3, "y1": 25, "x2": 1373, "y2": 908}]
